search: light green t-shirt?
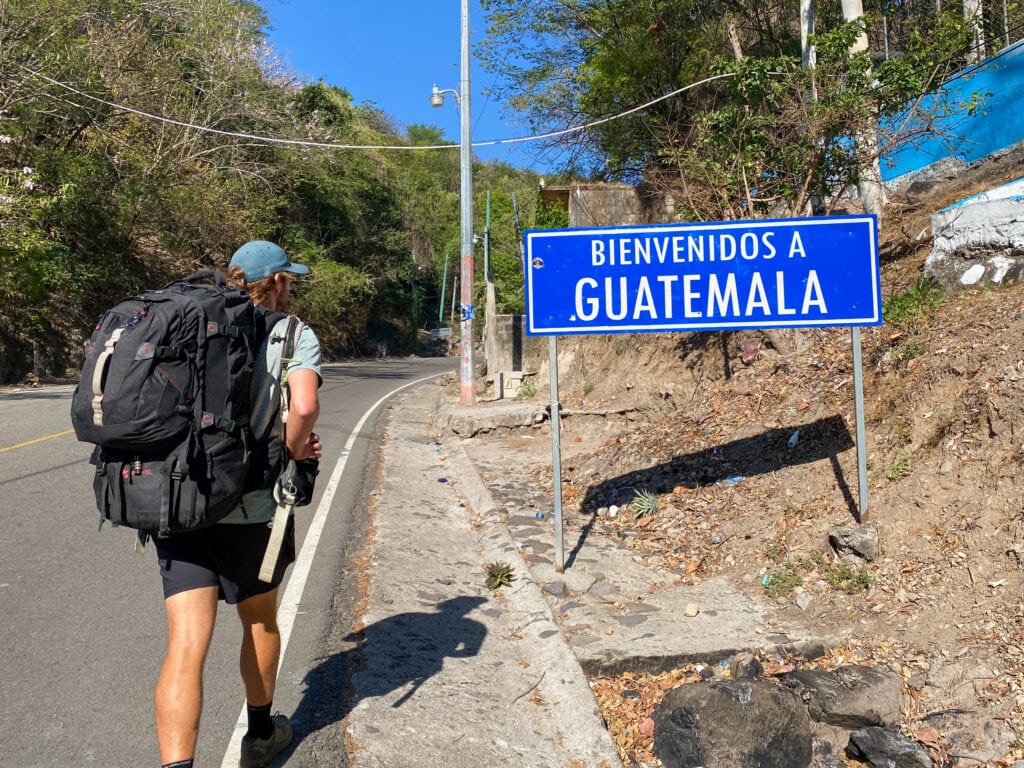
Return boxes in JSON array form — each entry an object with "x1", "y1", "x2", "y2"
[{"x1": 220, "y1": 316, "x2": 322, "y2": 525}]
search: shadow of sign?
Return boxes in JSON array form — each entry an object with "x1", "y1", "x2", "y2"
[
  {"x1": 579, "y1": 414, "x2": 856, "y2": 512},
  {"x1": 277, "y1": 596, "x2": 488, "y2": 761}
]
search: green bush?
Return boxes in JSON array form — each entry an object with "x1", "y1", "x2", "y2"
[{"x1": 883, "y1": 281, "x2": 945, "y2": 332}]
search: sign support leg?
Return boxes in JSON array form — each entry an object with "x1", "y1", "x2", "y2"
[
  {"x1": 851, "y1": 326, "x2": 869, "y2": 522},
  {"x1": 549, "y1": 336, "x2": 564, "y2": 572}
]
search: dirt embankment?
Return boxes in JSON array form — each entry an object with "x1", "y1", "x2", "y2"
[{"x1": 518, "y1": 162, "x2": 1024, "y2": 766}]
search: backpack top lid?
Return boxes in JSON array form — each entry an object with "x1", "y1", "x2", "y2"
[{"x1": 229, "y1": 241, "x2": 310, "y2": 282}]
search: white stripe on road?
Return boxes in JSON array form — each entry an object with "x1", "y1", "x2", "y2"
[{"x1": 221, "y1": 374, "x2": 442, "y2": 767}]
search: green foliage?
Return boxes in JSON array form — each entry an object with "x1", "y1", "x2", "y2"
[
  {"x1": 534, "y1": 199, "x2": 569, "y2": 229},
  {"x1": 887, "y1": 452, "x2": 911, "y2": 480},
  {"x1": 827, "y1": 560, "x2": 873, "y2": 593},
  {"x1": 0, "y1": 0, "x2": 539, "y2": 379},
  {"x1": 480, "y1": 0, "x2": 976, "y2": 217},
  {"x1": 485, "y1": 561, "x2": 516, "y2": 590},
  {"x1": 764, "y1": 554, "x2": 872, "y2": 598},
  {"x1": 883, "y1": 281, "x2": 946, "y2": 332},
  {"x1": 631, "y1": 489, "x2": 659, "y2": 519},
  {"x1": 763, "y1": 565, "x2": 804, "y2": 598},
  {"x1": 517, "y1": 374, "x2": 537, "y2": 399},
  {"x1": 292, "y1": 256, "x2": 376, "y2": 356},
  {"x1": 491, "y1": 251, "x2": 526, "y2": 314}
]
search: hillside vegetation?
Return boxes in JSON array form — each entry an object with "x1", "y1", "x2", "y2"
[{"x1": 0, "y1": 1, "x2": 540, "y2": 384}]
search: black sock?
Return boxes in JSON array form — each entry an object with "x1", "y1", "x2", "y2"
[
  {"x1": 246, "y1": 701, "x2": 274, "y2": 740},
  {"x1": 162, "y1": 761, "x2": 193, "y2": 768}
]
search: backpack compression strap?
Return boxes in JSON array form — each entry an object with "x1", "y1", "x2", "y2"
[
  {"x1": 89, "y1": 328, "x2": 125, "y2": 425},
  {"x1": 259, "y1": 316, "x2": 302, "y2": 583}
]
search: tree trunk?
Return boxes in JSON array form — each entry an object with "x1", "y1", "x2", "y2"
[{"x1": 840, "y1": 0, "x2": 886, "y2": 221}]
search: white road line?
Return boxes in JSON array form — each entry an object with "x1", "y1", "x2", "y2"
[{"x1": 220, "y1": 373, "x2": 441, "y2": 767}]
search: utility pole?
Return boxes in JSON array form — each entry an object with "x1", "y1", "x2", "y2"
[{"x1": 457, "y1": 0, "x2": 475, "y2": 404}]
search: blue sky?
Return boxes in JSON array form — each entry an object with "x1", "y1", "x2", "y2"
[{"x1": 261, "y1": 0, "x2": 551, "y2": 170}]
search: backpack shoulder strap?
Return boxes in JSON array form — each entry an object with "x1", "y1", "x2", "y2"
[{"x1": 278, "y1": 315, "x2": 301, "y2": 428}]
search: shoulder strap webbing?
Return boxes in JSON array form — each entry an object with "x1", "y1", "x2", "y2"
[{"x1": 259, "y1": 315, "x2": 302, "y2": 583}]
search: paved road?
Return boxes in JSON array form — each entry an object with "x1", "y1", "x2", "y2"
[{"x1": 0, "y1": 357, "x2": 455, "y2": 768}]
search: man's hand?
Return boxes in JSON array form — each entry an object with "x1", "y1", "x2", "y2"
[{"x1": 293, "y1": 432, "x2": 322, "y2": 462}]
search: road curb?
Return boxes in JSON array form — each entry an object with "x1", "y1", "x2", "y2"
[{"x1": 440, "y1": 427, "x2": 625, "y2": 768}]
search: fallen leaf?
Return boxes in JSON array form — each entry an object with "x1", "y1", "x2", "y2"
[
  {"x1": 639, "y1": 717, "x2": 655, "y2": 737},
  {"x1": 914, "y1": 726, "x2": 942, "y2": 749}
]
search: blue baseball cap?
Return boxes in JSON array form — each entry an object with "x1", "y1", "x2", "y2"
[{"x1": 229, "y1": 240, "x2": 310, "y2": 282}]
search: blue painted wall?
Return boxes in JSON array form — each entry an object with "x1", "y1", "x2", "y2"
[{"x1": 882, "y1": 40, "x2": 1024, "y2": 183}]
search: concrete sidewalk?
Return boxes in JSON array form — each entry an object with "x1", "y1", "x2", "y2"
[{"x1": 343, "y1": 385, "x2": 623, "y2": 768}]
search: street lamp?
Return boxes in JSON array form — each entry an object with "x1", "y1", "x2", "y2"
[{"x1": 430, "y1": 0, "x2": 474, "y2": 406}]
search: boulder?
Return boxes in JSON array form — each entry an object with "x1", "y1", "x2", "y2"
[
  {"x1": 653, "y1": 678, "x2": 813, "y2": 768},
  {"x1": 847, "y1": 726, "x2": 933, "y2": 767},
  {"x1": 828, "y1": 522, "x2": 880, "y2": 561},
  {"x1": 781, "y1": 665, "x2": 901, "y2": 728}
]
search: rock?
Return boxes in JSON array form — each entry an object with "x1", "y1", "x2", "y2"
[
  {"x1": 796, "y1": 593, "x2": 813, "y2": 611},
  {"x1": 543, "y1": 581, "x2": 566, "y2": 597},
  {"x1": 906, "y1": 672, "x2": 928, "y2": 691},
  {"x1": 684, "y1": 602, "x2": 700, "y2": 617},
  {"x1": 847, "y1": 726, "x2": 933, "y2": 767},
  {"x1": 730, "y1": 652, "x2": 764, "y2": 680},
  {"x1": 653, "y1": 679, "x2": 813, "y2": 768},
  {"x1": 781, "y1": 665, "x2": 901, "y2": 728},
  {"x1": 829, "y1": 522, "x2": 880, "y2": 561},
  {"x1": 809, "y1": 739, "x2": 846, "y2": 768}
]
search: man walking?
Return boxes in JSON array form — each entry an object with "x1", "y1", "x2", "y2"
[{"x1": 154, "y1": 240, "x2": 322, "y2": 768}]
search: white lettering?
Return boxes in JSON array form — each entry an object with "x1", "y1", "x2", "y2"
[
  {"x1": 708, "y1": 274, "x2": 739, "y2": 316},
  {"x1": 606, "y1": 276, "x2": 629, "y2": 320},
  {"x1": 802, "y1": 270, "x2": 827, "y2": 313},
  {"x1": 740, "y1": 233, "x2": 759, "y2": 260},
  {"x1": 658, "y1": 275, "x2": 678, "y2": 319},
  {"x1": 681, "y1": 235, "x2": 697, "y2": 262},
  {"x1": 620, "y1": 238, "x2": 632, "y2": 265},
  {"x1": 788, "y1": 231, "x2": 807, "y2": 258},
  {"x1": 720, "y1": 234, "x2": 737, "y2": 261},
  {"x1": 634, "y1": 239, "x2": 650, "y2": 265},
  {"x1": 575, "y1": 278, "x2": 600, "y2": 321},
  {"x1": 633, "y1": 277, "x2": 657, "y2": 319},
  {"x1": 745, "y1": 273, "x2": 771, "y2": 315},
  {"x1": 683, "y1": 275, "x2": 702, "y2": 317},
  {"x1": 762, "y1": 231, "x2": 777, "y2": 259},
  {"x1": 776, "y1": 272, "x2": 795, "y2": 315},
  {"x1": 591, "y1": 241, "x2": 606, "y2": 267}
]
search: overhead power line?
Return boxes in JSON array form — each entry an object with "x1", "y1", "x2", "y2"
[{"x1": 20, "y1": 64, "x2": 745, "y2": 153}]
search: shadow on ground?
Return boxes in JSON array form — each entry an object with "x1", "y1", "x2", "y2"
[
  {"x1": 579, "y1": 414, "x2": 856, "y2": 511},
  {"x1": 271, "y1": 596, "x2": 488, "y2": 765}
]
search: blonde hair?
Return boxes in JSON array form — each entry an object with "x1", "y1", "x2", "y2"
[{"x1": 226, "y1": 265, "x2": 277, "y2": 307}]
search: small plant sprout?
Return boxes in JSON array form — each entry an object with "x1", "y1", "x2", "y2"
[
  {"x1": 632, "y1": 488, "x2": 659, "y2": 519},
  {"x1": 485, "y1": 561, "x2": 515, "y2": 590}
]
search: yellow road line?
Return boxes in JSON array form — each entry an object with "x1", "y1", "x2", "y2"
[{"x1": 0, "y1": 429, "x2": 75, "y2": 454}]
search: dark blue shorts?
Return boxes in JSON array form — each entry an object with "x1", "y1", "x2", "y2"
[{"x1": 154, "y1": 518, "x2": 296, "y2": 604}]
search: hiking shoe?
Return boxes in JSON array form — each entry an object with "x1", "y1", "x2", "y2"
[{"x1": 239, "y1": 714, "x2": 293, "y2": 768}]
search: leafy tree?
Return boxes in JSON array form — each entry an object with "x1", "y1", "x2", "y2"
[
  {"x1": 0, "y1": 0, "x2": 542, "y2": 380},
  {"x1": 479, "y1": 0, "x2": 973, "y2": 219}
]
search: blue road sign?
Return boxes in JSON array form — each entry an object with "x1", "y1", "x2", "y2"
[{"x1": 524, "y1": 215, "x2": 881, "y2": 335}]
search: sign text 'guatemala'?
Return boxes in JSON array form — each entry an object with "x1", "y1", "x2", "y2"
[{"x1": 524, "y1": 215, "x2": 881, "y2": 335}]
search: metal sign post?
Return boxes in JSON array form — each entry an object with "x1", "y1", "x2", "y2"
[
  {"x1": 526, "y1": 215, "x2": 882, "y2": 567},
  {"x1": 549, "y1": 336, "x2": 564, "y2": 572},
  {"x1": 851, "y1": 326, "x2": 869, "y2": 521}
]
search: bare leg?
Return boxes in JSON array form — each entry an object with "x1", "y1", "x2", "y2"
[
  {"x1": 236, "y1": 589, "x2": 281, "y2": 706},
  {"x1": 155, "y1": 586, "x2": 219, "y2": 763}
]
